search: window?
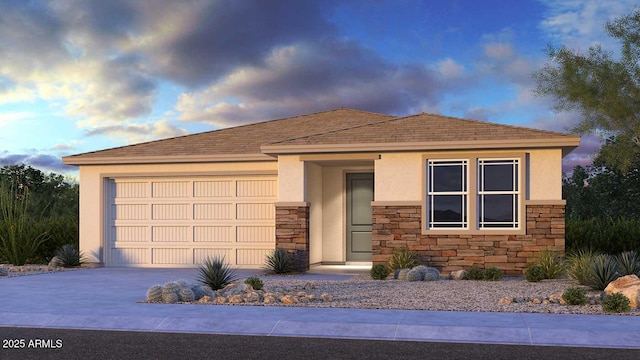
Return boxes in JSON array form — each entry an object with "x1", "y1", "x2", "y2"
[
  {"x1": 426, "y1": 160, "x2": 468, "y2": 229},
  {"x1": 478, "y1": 159, "x2": 519, "y2": 228}
]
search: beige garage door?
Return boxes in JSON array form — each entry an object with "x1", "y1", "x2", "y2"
[{"x1": 105, "y1": 175, "x2": 276, "y2": 268}]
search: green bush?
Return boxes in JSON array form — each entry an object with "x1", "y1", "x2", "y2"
[
  {"x1": 524, "y1": 265, "x2": 546, "y2": 282},
  {"x1": 602, "y1": 293, "x2": 631, "y2": 313},
  {"x1": 566, "y1": 249, "x2": 598, "y2": 286},
  {"x1": 562, "y1": 287, "x2": 588, "y2": 305},
  {"x1": 587, "y1": 254, "x2": 620, "y2": 290},
  {"x1": 566, "y1": 217, "x2": 640, "y2": 254},
  {"x1": 387, "y1": 247, "x2": 419, "y2": 271},
  {"x1": 370, "y1": 264, "x2": 389, "y2": 280},
  {"x1": 465, "y1": 267, "x2": 485, "y2": 280},
  {"x1": 538, "y1": 250, "x2": 566, "y2": 279},
  {"x1": 197, "y1": 255, "x2": 238, "y2": 291},
  {"x1": 483, "y1": 267, "x2": 502, "y2": 281},
  {"x1": 244, "y1": 276, "x2": 264, "y2": 290},
  {"x1": 52, "y1": 244, "x2": 84, "y2": 267},
  {"x1": 616, "y1": 251, "x2": 640, "y2": 276},
  {"x1": 264, "y1": 248, "x2": 294, "y2": 274}
]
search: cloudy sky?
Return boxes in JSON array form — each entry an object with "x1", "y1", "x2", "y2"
[{"x1": 0, "y1": 0, "x2": 637, "y2": 177}]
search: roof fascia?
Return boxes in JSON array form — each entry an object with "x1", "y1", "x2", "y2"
[{"x1": 62, "y1": 153, "x2": 276, "y2": 166}]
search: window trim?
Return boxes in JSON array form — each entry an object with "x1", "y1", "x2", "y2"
[
  {"x1": 421, "y1": 152, "x2": 526, "y2": 235},
  {"x1": 477, "y1": 158, "x2": 520, "y2": 229},
  {"x1": 426, "y1": 159, "x2": 469, "y2": 229}
]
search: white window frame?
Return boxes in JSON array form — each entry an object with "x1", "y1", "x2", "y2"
[
  {"x1": 477, "y1": 158, "x2": 520, "y2": 229},
  {"x1": 426, "y1": 159, "x2": 468, "y2": 229}
]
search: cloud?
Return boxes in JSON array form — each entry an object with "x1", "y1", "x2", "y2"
[
  {"x1": 84, "y1": 119, "x2": 188, "y2": 143},
  {"x1": 436, "y1": 58, "x2": 465, "y2": 79},
  {"x1": 51, "y1": 140, "x2": 83, "y2": 151},
  {"x1": 0, "y1": 153, "x2": 75, "y2": 174}
]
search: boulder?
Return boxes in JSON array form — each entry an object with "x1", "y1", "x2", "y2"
[
  {"x1": 450, "y1": 270, "x2": 466, "y2": 280},
  {"x1": 604, "y1": 275, "x2": 640, "y2": 308},
  {"x1": 219, "y1": 282, "x2": 252, "y2": 297},
  {"x1": 280, "y1": 295, "x2": 298, "y2": 304},
  {"x1": 228, "y1": 294, "x2": 244, "y2": 304}
]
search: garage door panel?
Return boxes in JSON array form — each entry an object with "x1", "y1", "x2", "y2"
[
  {"x1": 194, "y1": 181, "x2": 233, "y2": 197},
  {"x1": 194, "y1": 226, "x2": 233, "y2": 242},
  {"x1": 152, "y1": 248, "x2": 190, "y2": 264},
  {"x1": 237, "y1": 226, "x2": 275, "y2": 242},
  {"x1": 107, "y1": 175, "x2": 276, "y2": 267},
  {"x1": 237, "y1": 249, "x2": 271, "y2": 265},
  {"x1": 152, "y1": 181, "x2": 189, "y2": 198},
  {"x1": 152, "y1": 204, "x2": 190, "y2": 220},
  {"x1": 111, "y1": 248, "x2": 149, "y2": 264},
  {"x1": 152, "y1": 226, "x2": 189, "y2": 242},
  {"x1": 236, "y1": 203, "x2": 275, "y2": 220},
  {"x1": 194, "y1": 203, "x2": 233, "y2": 220}
]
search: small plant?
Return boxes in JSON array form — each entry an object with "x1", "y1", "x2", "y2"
[
  {"x1": 387, "y1": 247, "x2": 418, "y2": 271},
  {"x1": 587, "y1": 254, "x2": 620, "y2": 290},
  {"x1": 178, "y1": 287, "x2": 195, "y2": 302},
  {"x1": 524, "y1": 265, "x2": 546, "y2": 282},
  {"x1": 370, "y1": 264, "x2": 389, "y2": 280},
  {"x1": 146, "y1": 285, "x2": 163, "y2": 302},
  {"x1": 265, "y1": 248, "x2": 294, "y2": 274},
  {"x1": 53, "y1": 244, "x2": 84, "y2": 267},
  {"x1": 483, "y1": 267, "x2": 502, "y2": 281},
  {"x1": 538, "y1": 250, "x2": 566, "y2": 279},
  {"x1": 466, "y1": 267, "x2": 485, "y2": 280},
  {"x1": 197, "y1": 255, "x2": 238, "y2": 291},
  {"x1": 419, "y1": 266, "x2": 440, "y2": 281},
  {"x1": 602, "y1": 292, "x2": 631, "y2": 313},
  {"x1": 566, "y1": 249, "x2": 598, "y2": 285},
  {"x1": 616, "y1": 251, "x2": 640, "y2": 277},
  {"x1": 406, "y1": 269, "x2": 422, "y2": 281},
  {"x1": 562, "y1": 287, "x2": 588, "y2": 305},
  {"x1": 245, "y1": 276, "x2": 264, "y2": 290}
]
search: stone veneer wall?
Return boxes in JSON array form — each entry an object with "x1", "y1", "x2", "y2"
[
  {"x1": 372, "y1": 204, "x2": 565, "y2": 275},
  {"x1": 275, "y1": 206, "x2": 310, "y2": 272}
]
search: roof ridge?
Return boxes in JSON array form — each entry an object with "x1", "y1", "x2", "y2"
[{"x1": 66, "y1": 108, "x2": 388, "y2": 158}]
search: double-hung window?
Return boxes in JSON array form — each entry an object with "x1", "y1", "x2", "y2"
[
  {"x1": 477, "y1": 159, "x2": 519, "y2": 229},
  {"x1": 426, "y1": 160, "x2": 468, "y2": 229}
]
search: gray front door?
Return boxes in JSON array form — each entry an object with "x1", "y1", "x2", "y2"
[{"x1": 346, "y1": 173, "x2": 374, "y2": 262}]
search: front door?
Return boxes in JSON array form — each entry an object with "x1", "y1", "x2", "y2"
[{"x1": 346, "y1": 173, "x2": 374, "y2": 262}]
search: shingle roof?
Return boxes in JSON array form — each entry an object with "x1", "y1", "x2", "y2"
[
  {"x1": 62, "y1": 108, "x2": 394, "y2": 163},
  {"x1": 267, "y1": 113, "x2": 576, "y2": 146},
  {"x1": 63, "y1": 109, "x2": 580, "y2": 165}
]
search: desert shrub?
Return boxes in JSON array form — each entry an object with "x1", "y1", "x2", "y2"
[
  {"x1": 370, "y1": 264, "x2": 389, "y2": 280},
  {"x1": 465, "y1": 267, "x2": 485, "y2": 280},
  {"x1": 587, "y1": 254, "x2": 620, "y2": 290},
  {"x1": 566, "y1": 217, "x2": 640, "y2": 254},
  {"x1": 566, "y1": 249, "x2": 598, "y2": 285},
  {"x1": 265, "y1": 248, "x2": 294, "y2": 274},
  {"x1": 524, "y1": 265, "x2": 546, "y2": 282},
  {"x1": 406, "y1": 269, "x2": 422, "y2": 281},
  {"x1": 483, "y1": 267, "x2": 502, "y2": 281},
  {"x1": 538, "y1": 250, "x2": 566, "y2": 279},
  {"x1": 197, "y1": 255, "x2": 237, "y2": 291},
  {"x1": 562, "y1": 287, "x2": 588, "y2": 305},
  {"x1": 387, "y1": 247, "x2": 418, "y2": 271},
  {"x1": 244, "y1": 276, "x2": 264, "y2": 290},
  {"x1": 52, "y1": 244, "x2": 84, "y2": 267},
  {"x1": 602, "y1": 293, "x2": 631, "y2": 313},
  {"x1": 146, "y1": 285, "x2": 163, "y2": 302},
  {"x1": 616, "y1": 251, "x2": 640, "y2": 276}
]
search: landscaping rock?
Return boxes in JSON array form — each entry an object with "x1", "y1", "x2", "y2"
[
  {"x1": 220, "y1": 282, "x2": 252, "y2": 297},
  {"x1": 198, "y1": 296, "x2": 212, "y2": 303},
  {"x1": 0, "y1": 268, "x2": 8, "y2": 277},
  {"x1": 280, "y1": 295, "x2": 298, "y2": 304},
  {"x1": 320, "y1": 293, "x2": 333, "y2": 302},
  {"x1": 451, "y1": 270, "x2": 466, "y2": 280},
  {"x1": 48, "y1": 256, "x2": 61, "y2": 267},
  {"x1": 228, "y1": 295, "x2": 244, "y2": 304},
  {"x1": 604, "y1": 275, "x2": 640, "y2": 308},
  {"x1": 499, "y1": 297, "x2": 512, "y2": 305}
]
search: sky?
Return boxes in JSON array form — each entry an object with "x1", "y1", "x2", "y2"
[{"x1": 0, "y1": 0, "x2": 638, "y2": 178}]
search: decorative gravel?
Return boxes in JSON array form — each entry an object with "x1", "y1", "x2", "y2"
[{"x1": 0, "y1": 264, "x2": 80, "y2": 277}]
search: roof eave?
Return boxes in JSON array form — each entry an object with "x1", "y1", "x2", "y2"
[
  {"x1": 62, "y1": 153, "x2": 276, "y2": 166},
  {"x1": 261, "y1": 137, "x2": 582, "y2": 155}
]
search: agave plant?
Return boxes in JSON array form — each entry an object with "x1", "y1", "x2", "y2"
[
  {"x1": 387, "y1": 247, "x2": 418, "y2": 271},
  {"x1": 616, "y1": 251, "x2": 640, "y2": 277},
  {"x1": 265, "y1": 248, "x2": 293, "y2": 274},
  {"x1": 587, "y1": 254, "x2": 620, "y2": 290},
  {"x1": 53, "y1": 244, "x2": 84, "y2": 267},
  {"x1": 197, "y1": 255, "x2": 237, "y2": 291}
]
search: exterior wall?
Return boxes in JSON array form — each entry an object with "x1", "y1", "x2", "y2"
[
  {"x1": 277, "y1": 155, "x2": 304, "y2": 202},
  {"x1": 372, "y1": 203, "x2": 565, "y2": 275},
  {"x1": 275, "y1": 205, "x2": 309, "y2": 271},
  {"x1": 375, "y1": 153, "x2": 422, "y2": 201},
  {"x1": 78, "y1": 161, "x2": 278, "y2": 265},
  {"x1": 306, "y1": 163, "x2": 323, "y2": 264},
  {"x1": 528, "y1": 149, "x2": 563, "y2": 200}
]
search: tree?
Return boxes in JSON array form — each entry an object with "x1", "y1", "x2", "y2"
[{"x1": 534, "y1": 10, "x2": 640, "y2": 172}]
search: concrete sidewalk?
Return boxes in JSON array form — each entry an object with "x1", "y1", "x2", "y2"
[{"x1": 1, "y1": 268, "x2": 639, "y2": 349}]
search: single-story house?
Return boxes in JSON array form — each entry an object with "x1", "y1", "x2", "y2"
[{"x1": 63, "y1": 108, "x2": 580, "y2": 274}]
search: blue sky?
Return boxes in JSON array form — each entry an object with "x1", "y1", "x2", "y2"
[{"x1": 1, "y1": 0, "x2": 637, "y2": 177}]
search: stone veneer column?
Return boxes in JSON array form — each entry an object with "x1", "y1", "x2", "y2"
[
  {"x1": 372, "y1": 203, "x2": 566, "y2": 275},
  {"x1": 275, "y1": 205, "x2": 310, "y2": 272}
]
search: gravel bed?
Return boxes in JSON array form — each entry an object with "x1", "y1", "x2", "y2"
[{"x1": 0, "y1": 264, "x2": 81, "y2": 277}]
